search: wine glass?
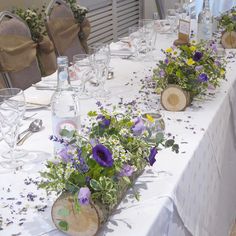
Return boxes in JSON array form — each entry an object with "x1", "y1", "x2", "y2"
[
  {"x1": 72, "y1": 54, "x2": 92, "y2": 99},
  {"x1": 0, "y1": 88, "x2": 25, "y2": 169}
]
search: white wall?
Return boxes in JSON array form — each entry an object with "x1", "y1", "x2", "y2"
[{"x1": 143, "y1": 0, "x2": 179, "y2": 19}]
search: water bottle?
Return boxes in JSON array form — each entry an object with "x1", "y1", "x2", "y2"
[
  {"x1": 51, "y1": 56, "x2": 80, "y2": 154},
  {"x1": 197, "y1": 0, "x2": 213, "y2": 41}
]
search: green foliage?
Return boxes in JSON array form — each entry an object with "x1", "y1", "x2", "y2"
[
  {"x1": 153, "y1": 41, "x2": 226, "y2": 98},
  {"x1": 65, "y1": 0, "x2": 88, "y2": 23},
  {"x1": 90, "y1": 176, "x2": 118, "y2": 207},
  {"x1": 219, "y1": 7, "x2": 236, "y2": 32},
  {"x1": 58, "y1": 220, "x2": 69, "y2": 231},
  {"x1": 12, "y1": 6, "x2": 47, "y2": 43}
]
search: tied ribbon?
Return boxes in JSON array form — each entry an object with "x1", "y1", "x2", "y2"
[{"x1": 37, "y1": 36, "x2": 57, "y2": 76}]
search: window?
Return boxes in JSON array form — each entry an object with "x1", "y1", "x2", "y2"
[{"x1": 79, "y1": 0, "x2": 142, "y2": 44}]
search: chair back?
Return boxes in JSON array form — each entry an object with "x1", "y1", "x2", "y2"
[
  {"x1": 45, "y1": 0, "x2": 85, "y2": 62},
  {"x1": 0, "y1": 11, "x2": 41, "y2": 90}
]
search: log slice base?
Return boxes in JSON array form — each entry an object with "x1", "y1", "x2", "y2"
[{"x1": 161, "y1": 85, "x2": 190, "y2": 111}]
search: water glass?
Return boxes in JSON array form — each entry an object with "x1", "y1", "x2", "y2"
[
  {"x1": 89, "y1": 44, "x2": 111, "y2": 99},
  {"x1": 128, "y1": 26, "x2": 143, "y2": 59},
  {"x1": 72, "y1": 54, "x2": 92, "y2": 99},
  {"x1": 139, "y1": 19, "x2": 155, "y2": 50},
  {"x1": 0, "y1": 88, "x2": 25, "y2": 169}
]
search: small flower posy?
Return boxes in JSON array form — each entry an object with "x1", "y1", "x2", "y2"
[
  {"x1": 153, "y1": 41, "x2": 226, "y2": 97},
  {"x1": 39, "y1": 107, "x2": 178, "y2": 211}
]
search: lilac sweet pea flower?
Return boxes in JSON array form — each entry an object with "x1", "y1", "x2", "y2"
[
  {"x1": 78, "y1": 187, "x2": 91, "y2": 205},
  {"x1": 195, "y1": 65, "x2": 203, "y2": 71},
  {"x1": 214, "y1": 60, "x2": 221, "y2": 67},
  {"x1": 159, "y1": 69, "x2": 165, "y2": 77},
  {"x1": 119, "y1": 164, "x2": 134, "y2": 177},
  {"x1": 58, "y1": 147, "x2": 74, "y2": 163},
  {"x1": 92, "y1": 144, "x2": 114, "y2": 167},
  {"x1": 147, "y1": 147, "x2": 158, "y2": 166},
  {"x1": 131, "y1": 117, "x2": 145, "y2": 136},
  {"x1": 198, "y1": 73, "x2": 209, "y2": 82}
]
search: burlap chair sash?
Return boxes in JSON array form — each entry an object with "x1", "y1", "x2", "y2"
[
  {"x1": 0, "y1": 35, "x2": 36, "y2": 72},
  {"x1": 47, "y1": 17, "x2": 80, "y2": 54},
  {"x1": 37, "y1": 35, "x2": 57, "y2": 76},
  {"x1": 79, "y1": 17, "x2": 91, "y2": 53}
]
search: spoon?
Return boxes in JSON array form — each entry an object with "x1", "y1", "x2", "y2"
[{"x1": 17, "y1": 119, "x2": 43, "y2": 146}]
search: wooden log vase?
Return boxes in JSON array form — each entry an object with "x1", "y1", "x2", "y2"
[
  {"x1": 221, "y1": 31, "x2": 236, "y2": 49},
  {"x1": 51, "y1": 170, "x2": 144, "y2": 236},
  {"x1": 161, "y1": 85, "x2": 191, "y2": 111}
]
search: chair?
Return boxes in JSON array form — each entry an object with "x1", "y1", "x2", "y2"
[
  {"x1": 0, "y1": 11, "x2": 41, "y2": 90},
  {"x1": 45, "y1": 0, "x2": 86, "y2": 62}
]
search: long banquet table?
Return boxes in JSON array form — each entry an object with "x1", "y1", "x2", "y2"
[{"x1": 0, "y1": 31, "x2": 236, "y2": 236}]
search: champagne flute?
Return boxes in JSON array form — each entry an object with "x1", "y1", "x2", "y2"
[{"x1": 0, "y1": 88, "x2": 25, "y2": 169}]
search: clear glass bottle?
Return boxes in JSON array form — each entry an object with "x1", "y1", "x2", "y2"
[
  {"x1": 51, "y1": 56, "x2": 80, "y2": 154},
  {"x1": 197, "y1": 0, "x2": 213, "y2": 41}
]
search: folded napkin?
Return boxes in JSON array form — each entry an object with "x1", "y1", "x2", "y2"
[
  {"x1": 110, "y1": 42, "x2": 132, "y2": 56},
  {"x1": 25, "y1": 91, "x2": 51, "y2": 106}
]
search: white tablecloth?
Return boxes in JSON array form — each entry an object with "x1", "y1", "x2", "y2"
[{"x1": 0, "y1": 33, "x2": 236, "y2": 236}]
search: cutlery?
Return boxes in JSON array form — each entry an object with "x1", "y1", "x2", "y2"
[
  {"x1": 17, "y1": 119, "x2": 43, "y2": 145},
  {"x1": 23, "y1": 113, "x2": 37, "y2": 120}
]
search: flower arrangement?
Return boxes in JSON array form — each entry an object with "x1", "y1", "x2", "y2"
[
  {"x1": 39, "y1": 106, "x2": 178, "y2": 233},
  {"x1": 12, "y1": 6, "x2": 47, "y2": 43},
  {"x1": 153, "y1": 41, "x2": 226, "y2": 97},
  {"x1": 219, "y1": 7, "x2": 236, "y2": 32},
  {"x1": 65, "y1": 0, "x2": 88, "y2": 24}
]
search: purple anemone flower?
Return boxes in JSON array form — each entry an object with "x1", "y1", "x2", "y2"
[
  {"x1": 92, "y1": 144, "x2": 114, "y2": 167},
  {"x1": 147, "y1": 147, "x2": 158, "y2": 166},
  {"x1": 164, "y1": 58, "x2": 169, "y2": 64},
  {"x1": 78, "y1": 187, "x2": 91, "y2": 205},
  {"x1": 131, "y1": 117, "x2": 145, "y2": 136},
  {"x1": 97, "y1": 115, "x2": 111, "y2": 128},
  {"x1": 198, "y1": 73, "x2": 209, "y2": 82},
  {"x1": 193, "y1": 51, "x2": 203, "y2": 62},
  {"x1": 119, "y1": 164, "x2": 134, "y2": 177},
  {"x1": 58, "y1": 147, "x2": 74, "y2": 163}
]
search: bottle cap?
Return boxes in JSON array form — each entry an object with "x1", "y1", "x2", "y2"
[{"x1": 57, "y1": 56, "x2": 69, "y2": 65}]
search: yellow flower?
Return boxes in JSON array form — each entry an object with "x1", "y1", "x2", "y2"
[
  {"x1": 190, "y1": 46, "x2": 196, "y2": 51},
  {"x1": 166, "y1": 48, "x2": 173, "y2": 53},
  {"x1": 220, "y1": 69, "x2": 225, "y2": 75},
  {"x1": 186, "y1": 58, "x2": 195, "y2": 65},
  {"x1": 146, "y1": 114, "x2": 154, "y2": 123}
]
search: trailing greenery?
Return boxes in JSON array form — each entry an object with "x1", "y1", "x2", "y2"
[{"x1": 65, "y1": 0, "x2": 88, "y2": 23}]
